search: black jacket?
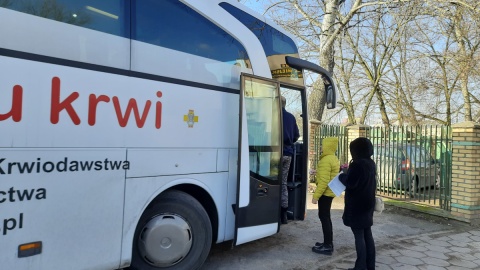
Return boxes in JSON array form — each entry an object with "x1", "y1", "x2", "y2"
[
  {"x1": 339, "y1": 138, "x2": 377, "y2": 228},
  {"x1": 282, "y1": 108, "x2": 299, "y2": 156}
]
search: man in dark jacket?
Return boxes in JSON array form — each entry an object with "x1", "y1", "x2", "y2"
[
  {"x1": 339, "y1": 137, "x2": 376, "y2": 270},
  {"x1": 280, "y1": 96, "x2": 299, "y2": 224}
]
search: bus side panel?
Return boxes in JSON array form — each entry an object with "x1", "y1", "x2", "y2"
[
  {"x1": 120, "y1": 172, "x2": 230, "y2": 266},
  {"x1": 0, "y1": 55, "x2": 239, "y2": 149},
  {"x1": 126, "y1": 149, "x2": 218, "y2": 177},
  {"x1": 1, "y1": 51, "x2": 241, "y2": 268},
  {"x1": 224, "y1": 149, "x2": 239, "y2": 241},
  {"x1": 0, "y1": 149, "x2": 125, "y2": 270}
]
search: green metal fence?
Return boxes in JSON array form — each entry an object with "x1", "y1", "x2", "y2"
[
  {"x1": 311, "y1": 124, "x2": 452, "y2": 211},
  {"x1": 370, "y1": 125, "x2": 452, "y2": 211}
]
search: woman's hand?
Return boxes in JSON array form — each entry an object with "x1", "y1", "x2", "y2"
[{"x1": 311, "y1": 197, "x2": 318, "y2": 204}]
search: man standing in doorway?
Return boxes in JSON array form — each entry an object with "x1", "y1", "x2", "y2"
[{"x1": 281, "y1": 96, "x2": 300, "y2": 224}]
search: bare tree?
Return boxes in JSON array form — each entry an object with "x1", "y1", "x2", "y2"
[
  {"x1": 409, "y1": 17, "x2": 460, "y2": 125},
  {"x1": 449, "y1": 6, "x2": 480, "y2": 121},
  {"x1": 256, "y1": 0, "x2": 372, "y2": 121},
  {"x1": 417, "y1": 0, "x2": 480, "y2": 122},
  {"x1": 335, "y1": 37, "x2": 358, "y2": 124},
  {"x1": 242, "y1": 0, "x2": 480, "y2": 124},
  {"x1": 252, "y1": 0, "x2": 421, "y2": 121}
]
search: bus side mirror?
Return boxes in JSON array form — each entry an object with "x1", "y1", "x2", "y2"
[
  {"x1": 323, "y1": 77, "x2": 336, "y2": 109},
  {"x1": 285, "y1": 56, "x2": 336, "y2": 109}
]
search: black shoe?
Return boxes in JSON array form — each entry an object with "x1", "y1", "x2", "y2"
[
  {"x1": 314, "y1": 242, "x2": 333, "y2": 248},
  {"x1": 312, "y1": 243, "x2": 333, "y2": 255}
]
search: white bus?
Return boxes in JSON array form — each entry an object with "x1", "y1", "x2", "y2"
[{"x1": 0, "y1": 1, "x2": 336, "y2": 269}]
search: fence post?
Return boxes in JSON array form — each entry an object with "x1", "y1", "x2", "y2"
[
  {"x1": 346, "y1": 124, "x2": 371, "y2": 161},
  {"x1": 450, "y1": 121, "x2": 480, "y2": 225}
]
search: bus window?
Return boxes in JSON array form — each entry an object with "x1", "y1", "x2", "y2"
[
  {"x1": 219, "y1": 2, "x2": 304, "y2": 87},
  {"x1": 133, "y1": 0, "x2": 249, "y2": 66},
  {"x1": 219, "y1": 3, "x2": 297, "y2": 56},
  {"x1": 281, "y1": 87, "x2": 303, "y2": 138},
  {"x1": 2, "y1": 0, "x2": 129, "y2": 37},
  {"x1": 244, "y1": 79, "x2": 282, "y2": 182}
]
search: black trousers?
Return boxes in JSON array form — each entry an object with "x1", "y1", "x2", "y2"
[
  {"x1": 351, "y1": 227, "x2": 375, "y2": 270},
  {"x1": 317, "y1": 196, "x2": 334, "y2": 245}
]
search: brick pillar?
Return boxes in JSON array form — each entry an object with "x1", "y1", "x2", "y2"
[
  {"x1": 346, "y1": 124, "x2": 370, "y2": 161},
  {"x1": 450, "y1": 121, "x2": 480, "y2": 225}
]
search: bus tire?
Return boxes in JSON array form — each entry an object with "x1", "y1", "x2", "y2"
[{"x1": 131, "y1": 190, "x2": 212, "y2": 270}]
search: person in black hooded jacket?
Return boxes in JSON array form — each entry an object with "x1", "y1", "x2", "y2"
[{"x1": 339, "y1": 137, "x2": 376, "y2": 270}]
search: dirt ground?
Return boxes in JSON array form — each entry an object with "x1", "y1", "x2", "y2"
[{"x1": 201, "y1": 193, "x2": 471, "y2": 270}]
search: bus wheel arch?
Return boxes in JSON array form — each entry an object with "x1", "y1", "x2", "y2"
[
  {"x1": 174, "y1": 184, "x2": 218, "y2": 243},
  {"x1": 131, "y1": 189, "x2": 213, "y2": 270}
]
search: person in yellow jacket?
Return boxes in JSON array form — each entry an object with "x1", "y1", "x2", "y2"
[{"x1": 311, "y1": 137, "x2": 340, "y2": 255}]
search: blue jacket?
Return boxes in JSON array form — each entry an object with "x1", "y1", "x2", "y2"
[{"x1": 282, "y1": 108, "x2": 300, "y2": 156}]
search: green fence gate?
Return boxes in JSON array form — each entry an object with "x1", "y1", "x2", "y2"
[
  {"x1": 311, "y1": 124, "x2": 452, "y2": 211},
  {"x1": 370, "y1": 125, "x2": 452, "y2": 211}
]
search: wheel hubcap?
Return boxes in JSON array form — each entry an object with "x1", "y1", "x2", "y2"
[{"x1": 138, "y1": 214, "x2": 192, "y2": 267}]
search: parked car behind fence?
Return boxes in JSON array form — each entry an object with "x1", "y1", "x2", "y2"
[{"x1": 374, "y1": 144, "x2": 440, "y2": 193}]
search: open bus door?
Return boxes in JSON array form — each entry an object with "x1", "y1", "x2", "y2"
[
  {"x1": 280, "y1": 83, "x2": 308, "y2": 221},
  {"x1": 233, "y1": 57, "x2": 336, "y2": 246},
  {"x1": 234, "y1": 74, "x2": 283, "y2": 246}
]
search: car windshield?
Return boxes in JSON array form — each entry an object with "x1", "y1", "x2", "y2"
[
  {"x1": 405, "y1": 146, "x2": 431, "y2": 163},
  {"x1": 374, "y1": 145, "x2": 401, "y2": 159},
  {"x1": 374, "y1": 144, "x2": 432, "y2": 163}
]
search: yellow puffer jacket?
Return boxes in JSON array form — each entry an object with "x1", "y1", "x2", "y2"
[{"x1": 313, "y1": 137, "x2": 340, "y2": 199}]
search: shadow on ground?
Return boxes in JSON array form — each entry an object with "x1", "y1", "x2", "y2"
[{"x1": 201, "y1": 194, "x2": 472, "y2": 270}]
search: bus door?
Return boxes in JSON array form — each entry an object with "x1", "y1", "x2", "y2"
[
  {"x1": 234, "y1": 74, "x2": 282, "y2": 246},
  {"x1": 280, "y1": 84, "x2": 308, "y2": 221}
]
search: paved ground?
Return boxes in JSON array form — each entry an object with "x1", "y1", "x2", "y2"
[{"x1": 201, "y1": 193, "x2": 479, "y2": 270}]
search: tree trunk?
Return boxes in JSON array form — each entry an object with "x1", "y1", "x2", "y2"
[
  {"x1": 308, "y1": 0, "x2": 339, "y2": 121},
  {"x1": 453, "y1": 8, "x2": 472, "y2": 121},
  {"x1": 375, "y1": 86, "x2": 390, "y2": 126}
]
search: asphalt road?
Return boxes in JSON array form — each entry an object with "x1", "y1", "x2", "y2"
[{"x1": 201, "y1": 193, "x2": 471, "y2": 270}]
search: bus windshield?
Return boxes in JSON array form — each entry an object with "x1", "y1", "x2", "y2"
[{"x1": 220, "y1": 2, "x2": 304, "y2": 87}]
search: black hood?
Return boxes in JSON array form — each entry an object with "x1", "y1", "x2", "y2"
[{"x1": 350, "y1": 137, "x2": 373, "y2": 160}]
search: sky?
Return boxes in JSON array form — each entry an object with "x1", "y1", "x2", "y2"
[{"x1": 240, "y1": 0, "x2": 267, "y2": 15}]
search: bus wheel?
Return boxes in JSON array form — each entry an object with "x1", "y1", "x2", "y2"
[{"x1": 131, "y1": 190, "x2": 212, "y2": 270}]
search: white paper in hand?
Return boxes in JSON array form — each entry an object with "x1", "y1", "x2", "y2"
[{"x1": 328, "y1": 173, "x2": 345, "y2": 197}]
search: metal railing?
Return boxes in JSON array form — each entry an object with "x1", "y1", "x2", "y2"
[
  {"x1": 370, "y1": 125, "x2": 452, "y2": 211},
  {"x1": 310, "y1": 124, "x2": 452, "y2": 211}
]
